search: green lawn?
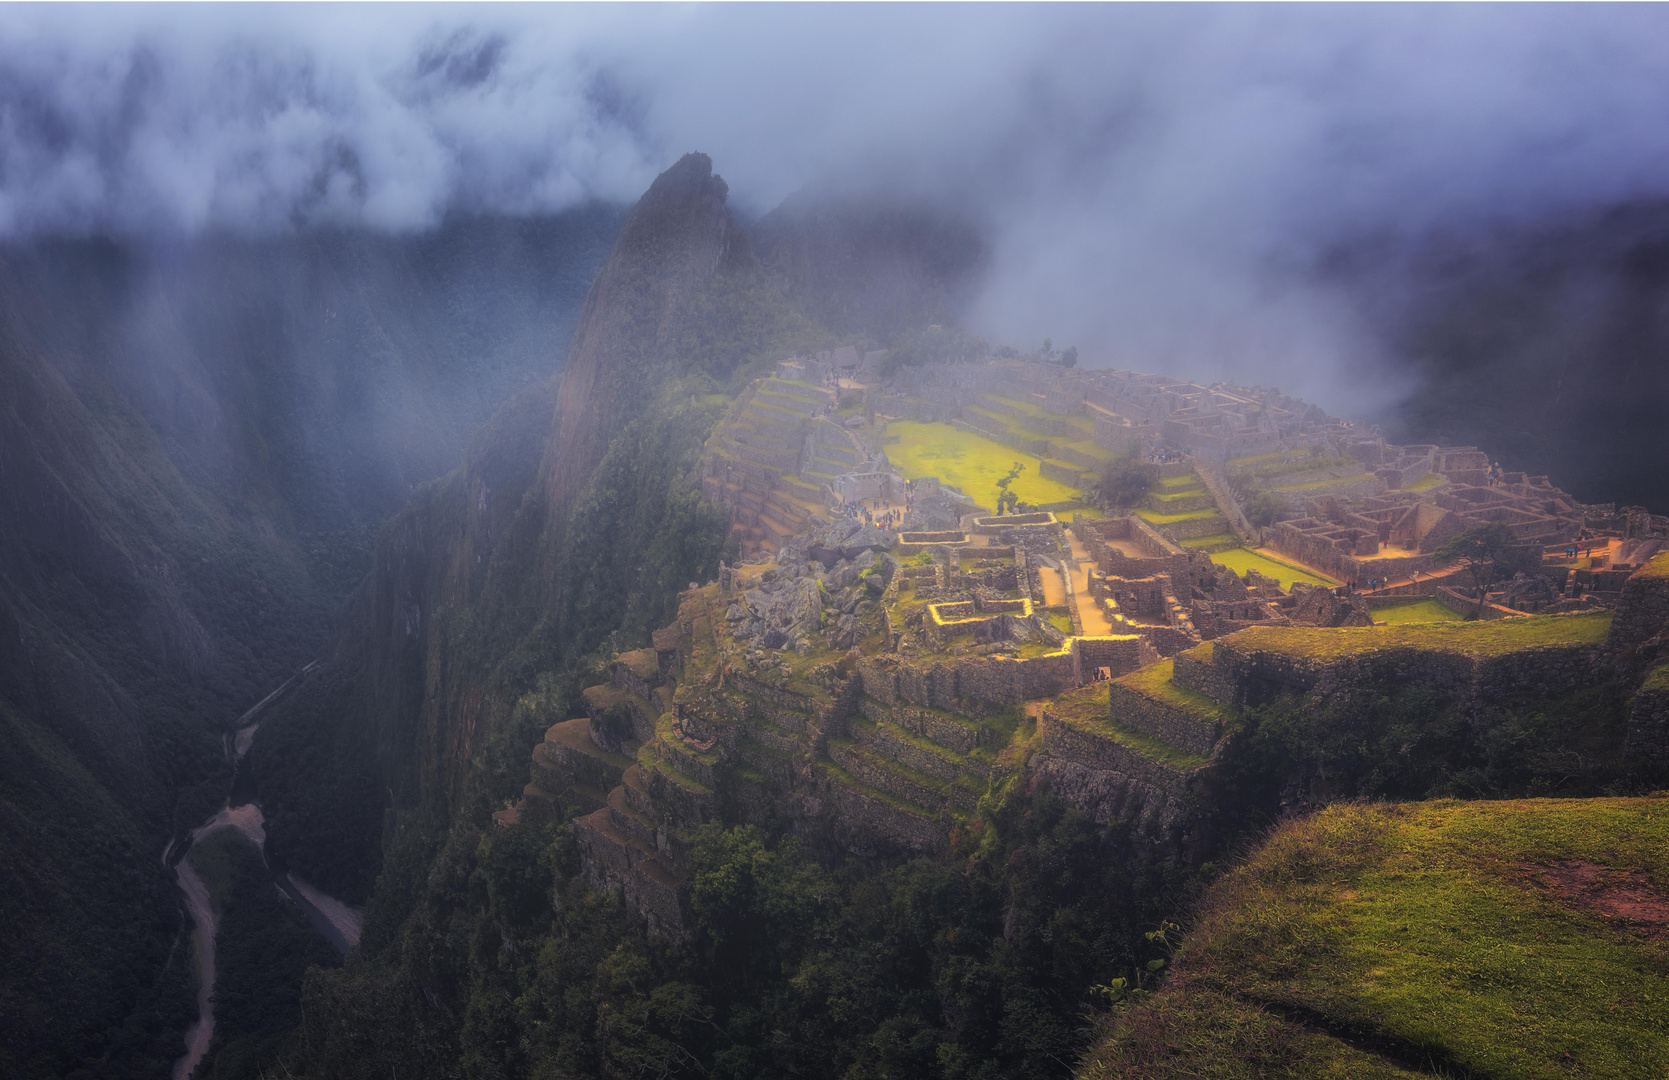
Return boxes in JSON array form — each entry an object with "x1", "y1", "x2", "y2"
[
  {"x1": 885, "y1": 420, "x2": 1080, "y2": 506},
  {"x1": 1134, "y1": 506, "x2": 1224, "y2": 525},
  {"x1": 1269, "y1": 471, "x2": 1380, "y2": 493},
  {"x1": 1373, "y1": 599, "x2": 1465, "y2": 624},
  {"x1": 1083, "y1": 798, "x2": 1669, "y2": 1079},
  {"x1": 1210, "y1": 548, "x2": 1341, "y2": 588},
  {"x1": 1403, "y1": 471, "x2": 1447, "y2": 492}
]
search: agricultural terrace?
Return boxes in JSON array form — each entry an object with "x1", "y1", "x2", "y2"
[
  {"x1": 885, "y1": 420, "x2": 1083, "y2": 507},
  {"x1": 1209, "y1": 547, "x2": 1341, "y2": 588},
  {"x1": 1082, "y1": 798, "x2": 1669, "y2": 1080},
  {"x1": 1230, "y1": 610, "x2": 1613, "y2": 661}
]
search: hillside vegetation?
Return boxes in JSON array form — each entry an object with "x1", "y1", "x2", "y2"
[{"x1": 1081, "y1": 798, "x2": 1669, "y2": 1079}]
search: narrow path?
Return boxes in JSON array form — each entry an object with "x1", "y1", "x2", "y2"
[
  {"x1": 1037, "y1": 565, "x2": 1067, "y2": 607},
  {"x1": 1065, "y1": 534, "x2": 1115, "y2": 636}
]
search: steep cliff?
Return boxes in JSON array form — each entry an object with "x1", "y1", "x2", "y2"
[{"x1": 0, "y1": 211, "x2": 619, "y2": 1078}]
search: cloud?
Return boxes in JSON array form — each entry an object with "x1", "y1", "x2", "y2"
[{"x1": 3, "y1": 4, "x2": 1669, "y2": 409}]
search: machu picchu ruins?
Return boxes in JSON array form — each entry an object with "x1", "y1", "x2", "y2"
[{"x1": 498, "y1": 354, "x2": 1669, "y2": 940}]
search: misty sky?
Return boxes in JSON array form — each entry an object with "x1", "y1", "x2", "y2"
[{"x1": 5, "y1": 3, "x2": 1669, "y2": 411}]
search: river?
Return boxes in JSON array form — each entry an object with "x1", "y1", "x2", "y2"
[{"x1": 166, "y1": 662, "x2": 362, "y2": 1080}]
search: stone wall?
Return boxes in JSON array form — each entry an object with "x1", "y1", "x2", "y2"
[
  {"x1": 1107, "y1": 684, "x2": 1221, "y2": 757},
  {"x1": 1624, "y1": 663, "x2": 1669, "y2": 758},
  {"x1": 1609, "y1": 559, "x2": 1669, "y2": 648},
  {"x1": 820, "y1": 774, "x2": 948, "y2": 853},
  {"x1": 1073, "y1": 636, "x2": 1146, "y2": 681},
  {"x1": 1039, "y1": 458, "x2": 1094, "y2": 487},
  {"x1": 1032, "y1": 714, "x2": 1197, "y2": 837}
]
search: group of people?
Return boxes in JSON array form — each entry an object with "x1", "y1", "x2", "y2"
[
  {"x1": 1142, "y1": 446, "x2": 1184, "y2": 465},
  {"x1": 1562, "y1": 544, "x2": 1597, "y2": 560},
  {"x1": 835, "y1": 495, "x2": 906, "y2": 533},
  {"x1": 1486, "y1": 461, "x2": 1507, "y2": 486}
]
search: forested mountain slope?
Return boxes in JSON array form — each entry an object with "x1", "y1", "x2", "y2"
[{"x1": 0, "y1": 209, "x2": 621, "y2": 1078}]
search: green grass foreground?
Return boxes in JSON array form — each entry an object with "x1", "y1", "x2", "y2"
[
  {"x1": 886, "y1": 419, "x2": 1082, "y2": 506},
  {"x1": 1080, "y1": 797, "x2": 1669, "y2": 1079}
]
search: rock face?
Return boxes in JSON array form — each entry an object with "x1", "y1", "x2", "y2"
[{"x1": 544, "y1": 154, "x2": 740, "y2": 533}]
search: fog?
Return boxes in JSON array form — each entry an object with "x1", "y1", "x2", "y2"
[{"x1": 6, "y1": 4, "x2": 1669, "y2": 413}]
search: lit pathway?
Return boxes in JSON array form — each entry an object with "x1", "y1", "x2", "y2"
[{"x1": 1065, "y1": 533, "x2": 1116, "y2": 636}]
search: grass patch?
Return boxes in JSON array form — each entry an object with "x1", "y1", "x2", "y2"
[
  {"x1": 1091, "y1": 798, "x2": 1669, "y2": 1079},
  {"x1": 1133, "y1": 506, "x2": 1224, "y2": 525},
  {"x1": 1181, "y1": 533, "x2": 1239, "y2": 549},
  {"x1": 1268, "y1": 471, "x2": 1380, "y2": 493},
  {"x1": 1148, "y1": 486, "x2": 1208, "y2": 503},
  {"x1": 1403, "y1": 471, "x2": 1447, "y2": 492},
  {"x1": 1641, "y1": 658, "x2": 1669, "y2": 695},
  {"x1": 1048, "y1": 611, "x2": 1074, "y2": 635},
  {"x1": 1159, "y1": 473, "x2": 1203, "y2": 488},
  {"x1": 1639, "y1": 550, "x2": 1669, "y2": 581},
  {"x1": 1231, "y1": 610, "x2": 1614, "y2": 661},
  {"x1": 1373, "y1": 599, "x2": 1465, "y2": 624},
  {"x1": 1210, "y1": 548, "x2": 1340, "y2": 588},
  {"x1": 886, "y1": 419, "x2": 1081, "y2": 506}
]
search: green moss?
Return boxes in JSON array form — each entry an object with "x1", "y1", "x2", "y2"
[
  {"x1": 1231, "y1": 610, "x2": 1614, "y2": 661},
  {"x1": 1642, "y1": 659, "x2": 1669, "y2": 695},
  {"x1": 1094, "y1": 798, "x2": 1669, "y2": 1079}
]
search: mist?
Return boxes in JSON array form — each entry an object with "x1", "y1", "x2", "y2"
[{"x1": 5, "y1": 4, "x2": 1669, "y2": 417}]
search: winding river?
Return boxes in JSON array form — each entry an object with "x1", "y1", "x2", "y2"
[{"x1": 165, "y1": 662, "x2": 363, "y2": 1080}]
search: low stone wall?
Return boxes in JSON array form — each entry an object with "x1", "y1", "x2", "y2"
[
  {"x1": 858, "y1": 723, "x2": 961, "y2": 782},
  {"x1": 1032, "y1": 712, "x2": 1198, "y2": 836},
  {"x1": 1054, "y1": 444, "x2": 1111, "y2": 472},
  {"x1": 1073, "y1": 636, "x2": 1146, "y2": 681},
  {"x1": 574, "y1": 810, "x2": 687, "y2": 943},
  {"x1": 1039, "y1": 458, "x2": 1094, "y2": 487},
  {"x1": 1625, "y1": 665, "x2": 1669, "y2": 757},
  {"x1": 1171, "y1": 649, "x2": 1238, "y2": 707},
  {"x1": 820, "y1": 775, "x2": 948, "y2": 853},
  {"x1": 1107, "y1": 684, "x2": 1221, "y2": 757},
  {"x1": 1153, "y1": 513, "x2": 1231, "y2": 541},
  {"x1": 952, "y1": 416, "x2": 1053, "y2": 457},
  {"x1": 1609, "y1": 561, "x2": 1669, "y2": 648}
]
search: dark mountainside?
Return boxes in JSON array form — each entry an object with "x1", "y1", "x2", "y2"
[
  {"x1": 751, "y1": 188, "x2": 989, "y2": 343},
  {"x1": 0, "y1": 209, "x2": 621, "y2": 1079},
  {"x1": 1368, "y1": 201, "x2": 1669, "y2": 512}
]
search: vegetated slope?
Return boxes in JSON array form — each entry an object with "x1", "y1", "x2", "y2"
[
  {"x1": 279, "y1": 154, "x2": 1039, "y2": 1080},
  {"x1": 0, "y1": 209, "x2": 620, "y2": 1078},
  {"x1": 1080, "y1": 797, "x2": 1669, "y2": 1079}
]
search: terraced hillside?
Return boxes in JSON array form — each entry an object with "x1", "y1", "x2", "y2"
[{"x1": 701, "y1": 376, "x2": 847, "y2": 553}]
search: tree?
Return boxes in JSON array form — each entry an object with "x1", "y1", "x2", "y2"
[
  {"x1": 995, "y1": 461, "x2": 1026, "y2": 515},
  {"x1": 1435, "y1": 522, "x2": 1536, "y2": 616},
  {"x1": 1092, "y1": 449, "x2": 1159, "y2": 510},
  {"x1": 1058, "y1": 345, "x2": 1078, "y2": 368}
]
